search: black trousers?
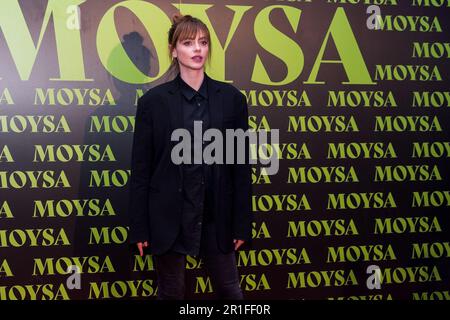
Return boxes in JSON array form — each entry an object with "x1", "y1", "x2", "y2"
[{"x1": 153, "y1": 222, "x2": 243, "y2": 300}]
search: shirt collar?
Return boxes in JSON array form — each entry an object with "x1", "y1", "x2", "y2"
[{"x1": 177, "y1": 73, "x2": 208, "y2": 101}]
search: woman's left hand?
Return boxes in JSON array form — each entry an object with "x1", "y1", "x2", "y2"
[{"x1": 233, "y1": 239, "x2": 245, "y2": 251}]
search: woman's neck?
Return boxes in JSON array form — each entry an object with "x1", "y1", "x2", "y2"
[{"x1": 179, "y1": 69, "x2": 204, "y2": 91}]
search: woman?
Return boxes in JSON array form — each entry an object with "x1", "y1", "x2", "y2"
[{"x1": 128, "y1": 14, "x2": 253, "y2": 300}]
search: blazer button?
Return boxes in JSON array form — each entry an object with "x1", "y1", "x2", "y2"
[{"x1": 178, "y1": 188, "x2": 182, "y2": 192}]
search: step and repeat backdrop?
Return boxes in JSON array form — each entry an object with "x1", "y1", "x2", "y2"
[{"x1": 0, "y1": 0, "x2": 449, "y2": 300}]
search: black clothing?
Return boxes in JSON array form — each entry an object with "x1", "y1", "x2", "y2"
[
  {"x1": 171, "y1": 74, "x2": 214, "y2": 256},
  {"x1": 128, "y1": 72, "x2": 252, "y2": 255},
  {"x1": 154, "y1": 222, "x2": 243, "y2": 300}
]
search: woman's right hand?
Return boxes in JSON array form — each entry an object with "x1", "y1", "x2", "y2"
[{"x1": 137, "y1": 241, "x2": 148, "y2": 256}]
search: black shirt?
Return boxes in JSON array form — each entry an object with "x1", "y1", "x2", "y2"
[{"x1": 170, "y1": 73, "x2": 214, "y2": 256}]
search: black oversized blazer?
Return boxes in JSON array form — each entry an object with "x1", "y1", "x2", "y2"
[{"x1": 128, "y1": 72, "x2": 253, "y2": 255}]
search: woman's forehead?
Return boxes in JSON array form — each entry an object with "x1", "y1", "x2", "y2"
[{"x1": 178, "y1": 29, "x2": 207, "y2": 41}]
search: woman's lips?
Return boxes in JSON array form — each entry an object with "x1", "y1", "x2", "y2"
[{"x1": 192, "y1": 56, "x2": 203, "y2": 62}]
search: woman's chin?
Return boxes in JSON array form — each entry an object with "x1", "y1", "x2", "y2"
[{"x1": 180, "y1": 63, "x2": 205, "y2": 71}]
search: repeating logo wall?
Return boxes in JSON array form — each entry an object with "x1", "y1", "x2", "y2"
[{"x1": 0, "y1": 0, "x2": 448, "y2": 300}]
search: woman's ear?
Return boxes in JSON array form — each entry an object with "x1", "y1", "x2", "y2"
[{"x1": 170, "y1": 46, "x2": 177, "y2": 59}]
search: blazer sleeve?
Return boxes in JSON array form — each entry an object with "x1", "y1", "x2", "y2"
[
  {"x1": 232, "y1": 91, "x2": 253, "y2": 241},
  {"x1": 128, "y1": 97, "x2": 153, "y2": 244}
]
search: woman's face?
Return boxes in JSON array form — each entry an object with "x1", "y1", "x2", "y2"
[{"x1": 172, "y1": 30, "x2": 209, "y2": 72}]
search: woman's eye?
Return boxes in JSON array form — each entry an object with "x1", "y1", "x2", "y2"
[
  {"x1": 183, "y1": 41, "x2": 191, "y2": 46},
  {"x1": 201, "y1": 41, "x2": 208, "y2": 46}
]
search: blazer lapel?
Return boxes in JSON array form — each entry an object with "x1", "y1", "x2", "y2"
[
  {"x1": 167, "y1": 76, "x2": 184, "y2": 137},
  {"x1": 166, "y1": 76, "x2": 184, "y2": 184},
  {"x1": 205, "y1": 73, "x2": 223, "y2": 131},
  {"x1": 204, "y1": 73, "x2": 224, "y2": 195}
]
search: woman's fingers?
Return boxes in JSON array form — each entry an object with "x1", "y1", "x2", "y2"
[
  {"x1": 233, "y1": 239, "x2": 245, "y2": 251},
  {"x1": 137, "y1": 242, "x2": 149, "y2": 256},
  {"x1": 137, "y1": 242, "x2": 143, "y2": 256}
]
